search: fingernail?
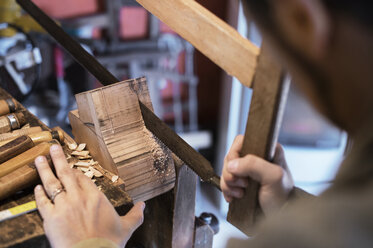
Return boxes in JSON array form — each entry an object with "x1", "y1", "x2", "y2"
[
  {"x1": 228, "y1": 160, "x2": 238, "y2": 171},
  {"x1": 35, "y1": 156, "x2": 46, "y2": 163},
  {"x1": 50, "y1": 144, "x2": 60, "y2": 152},
  {"x1": 141, "y1": 202, "x2": 146, "y2": 211},
  {"x1": 35, "y1": 185, "x2": 43, "y2": 191}
]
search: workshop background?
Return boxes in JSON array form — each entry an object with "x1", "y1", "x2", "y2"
[{"x1": 0, "y1": 0, "x2": 346, "y2": 246}]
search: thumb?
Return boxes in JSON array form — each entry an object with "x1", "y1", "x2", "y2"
[{"x1": 120, "y1": 202, "x2": 145, "y2": 233}]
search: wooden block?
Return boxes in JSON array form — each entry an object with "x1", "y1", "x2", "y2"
[
  {"x1": 73, "y1": 77, "x2": 175, "y2": 202},
  {"x1": 69, "y1": 110, "x2": 118, "y2": 175},
  {"x1": 227, "y1": 44, "x2": 290, "y2": 235}
]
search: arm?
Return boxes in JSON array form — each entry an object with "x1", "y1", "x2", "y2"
[
  {"x1": 34, "y1": 144, "x2": 144, "y2": 248},
  {"x1": 221, "y1": 135, "x2": 308, "y2": 216}
]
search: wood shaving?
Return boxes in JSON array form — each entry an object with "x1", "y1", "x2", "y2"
[
  {"x1": 111, "y1": 175, "x2": 119, "y2": 183},
  {"x1": 84, "y1": 170, "x2": 94, "y2": 179},
  {"x1": 71, "y1": 150, "x2": 90, "y2": 157},
  {"x1": 79, "y1": 167, "x2": 89, "y2": 172},
  {"x1": 68, "y1": 143, "x2": 78, "y2": 150},
  {"x1": 93, "y1": 169, "x2": 103, "y2": 178},
  {"x1": 74, "y1": 161, "x2": 91, "y2": 167},
  {"x1": 76, "y1": 143, "x2": 86, "y2": 151},
  {"x1": 97, "y1": 186, "x2": 102, "y2": 191}
]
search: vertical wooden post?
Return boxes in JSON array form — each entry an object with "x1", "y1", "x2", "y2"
[{"x1": 227, "y1": 44, "x2": 290, "y2": 235}]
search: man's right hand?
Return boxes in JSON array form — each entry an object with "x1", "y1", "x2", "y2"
[{"x1": 221, "y1": 135, "x2": 294, "y2": 215}]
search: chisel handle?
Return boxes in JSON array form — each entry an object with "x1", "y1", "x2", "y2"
[
  {"x1": 0, "y1": 112, "x2": 26, "y2": 134},
  {"x1": 0, "y1": 136, "x2": 34, "y2": 164},
  {"x1": 0, "y1": 156, "x2": 52, "y2": 201},
  {"x1": 0, "y1": 126, "x2": 42, "y2": 142},
  {"x1": 0, "y1": 99, "x2": 17, "y2": 116},
  {"x1": 0, "y1": 140, "x2": 59, "y2": 178},
  {"x1": 0, "y1": 130, "x2": 64, "y2": 147}
]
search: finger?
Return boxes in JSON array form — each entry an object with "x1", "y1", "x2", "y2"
[
  {"x1": 34, "y1": 184, "x2": 54, "y2": 219},
  {"x1": 273, "y1": 144, "x2": 286, "y2": 167},
  {"x1": 225, "y1": 135, "x2": 244, "y2": 161},
  {"x1": 49, "y1": 145, "x2": 78, "y2": 191},
  {"x1": 222, "y1": 167, "x2": 248, "y2": 188},
  {"x1": 35, "y1": 156, "x2": 64, "y2": 199},
  {"x1": 221, "y1": 178, "x2": 244, "y2": 201},
  {"x1": 227, "y1": 155, "x2": 284, "y2": 185},
  {"x1": 75, "y1": 170, "x2": 97, "y2": 191},
  {"x1": 120, "y1": 202, "x2": 145, "y2": 234}
]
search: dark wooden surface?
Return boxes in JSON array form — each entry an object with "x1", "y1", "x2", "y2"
[
  {"x1": 227, "y1": 44, "x2": 290, "y2": 235},
  {"x1": 16, "y1": 0, "x2": 221, "y2": 190},
  {"x1": 0, "y1": 88, "x2": 132, "y2": 248},
  {"x1": 128, "y1": 156, "x2": 197, "y2": 248}
]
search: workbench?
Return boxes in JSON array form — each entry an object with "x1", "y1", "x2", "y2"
[{"x1": 0, "y1": 87, "x2": 132, "y2": 247}]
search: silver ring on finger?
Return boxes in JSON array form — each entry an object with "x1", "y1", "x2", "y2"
[{"x1": 50, "y1": 187, "x2": 66, "y2": 203}]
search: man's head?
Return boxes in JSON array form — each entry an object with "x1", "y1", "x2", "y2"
[{"x1": 242, "y1": 0, "x2": 373, "y2": 135}]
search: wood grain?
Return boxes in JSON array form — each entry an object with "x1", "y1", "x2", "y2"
[
  {"x1": 74, "y1": 78, "x2": 176, "y2": 202},
  {"x1": 17, "y1": 0, "x2": 222, "y2": 190},
  {"x1": 227, "y1": 44, "x2": 290, "y2": 235},
  {"x1": 0, "y1": 136, "x2": 34, "y2": 164},
  {"x1": 136, "y1": 0, "x2": 259, "y2": 87},
  {"x1": 0, "y1": 126, "x2": 42, "y2": 142}
]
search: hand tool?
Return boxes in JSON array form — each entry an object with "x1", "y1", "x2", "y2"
[
  {"x1": 0, "y1": 201, "x2": 37, "y2": 222},
  {"x1": 0, "y1": 135, "x2": 34, "y2": 164},
  {"x1": 0, "y1": 155, "x2": 52, "y2": 201},
  {"x1": 0, "y1": 98, "x2": 17, "y2": 116},
  {"x1": 16, "y1": 0, "x2": 222, "y2": 190},
  {"x1": 0, "y1": 129, "x2": 64, "y2": 147},
  {"x1": 0, "y1": 126, "x2": 42, "y2": 142},
  {"x1": 0, "y1": 112, "x2": 26, "y2": 134},
  {"x1": 0, "y1": 140, "x2": 59, "y2": 178},
  {"x1": 0, "y1": 130, "x2": 64, "y2": 163}
]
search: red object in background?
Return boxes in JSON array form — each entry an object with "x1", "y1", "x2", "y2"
[
  {"x1": 160, "y1": 22, "x2": 176, "y2": 34},
  {"x1": 119, "y1": 7, "x2": 148, "y2": 40},
  {"x1": 32, "y1": 0, "x2": 101, "y2": 19}
]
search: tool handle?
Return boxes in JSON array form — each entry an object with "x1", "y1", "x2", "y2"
[
  {"x1": 0, "y1": 136, "x2": 35, "y2": 164},
  {"x1": 0, "y1": 112, "x2": 26, "y2": 134},
  {"x1": 0, "y1": 99, "x2": 17, "y2": 116},
  {"x1": 136, "y1": 0, "x2": 259, "y2": 87},
  {"x1": 0, "y1": 140, "x2": 59, "y2": 178},
  {"x1": 0, "y1": 156, "x2": 52, "y2": 201},
  {"x1": 0, "y1": 126, "x2": 42, "y2": 142},
  {"x1": 227, "y1": 45, "x2": 289, "y2": 235},
  {"x1": 28, "y1": 130, "x2": 64, "y2": 145}
]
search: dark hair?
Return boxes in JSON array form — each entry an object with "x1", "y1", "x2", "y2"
[
  {"x1": 241, "y1": 0, "x2": 372, "y2": 130},
  {"x1": 243, "y1": 0, "x2": 373, "y2": 30}
]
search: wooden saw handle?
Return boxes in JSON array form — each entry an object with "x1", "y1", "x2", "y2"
[
  {"x1": 0, "y1": 140, "x2": 59, "y2": 178},
  {"x1": 136, "y1": 0, "x2": 259, "y2": 87},
  {"x1": 227, "y1": 45, "x2": 290, "y2": 235}
]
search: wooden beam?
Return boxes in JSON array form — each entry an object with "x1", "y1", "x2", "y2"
[
  {"x1": 227, "y1": 44, "x2": 290, "y2": 235},
  {"x1": 136, "y1": 0, "x2": 260, "y2": 88}
]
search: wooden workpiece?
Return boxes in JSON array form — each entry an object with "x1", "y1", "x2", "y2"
[
  {"x1": 0, "y1": 88, "x2": 133, "y2": 247},
  {"x1": 227, "y1": 45, "x2": 290, "y2": 235},
  {"x1": 71, "y1": 77, "x2": 176, "y2": 202},
  {"x1": 136, "y1": 0, "x2": 259, "y2": 88}
]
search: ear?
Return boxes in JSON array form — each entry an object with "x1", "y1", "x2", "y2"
[{"x1": 271, "y1": 0, "x2": 331, "y2": 60}]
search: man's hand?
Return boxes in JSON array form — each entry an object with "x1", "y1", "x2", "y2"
[
  {"x1": 34, "y1": 144, "x2": 144, "y2": 248},
  {"x1": 221, "y1": 135, "x2": 294, "y2": 215}
]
